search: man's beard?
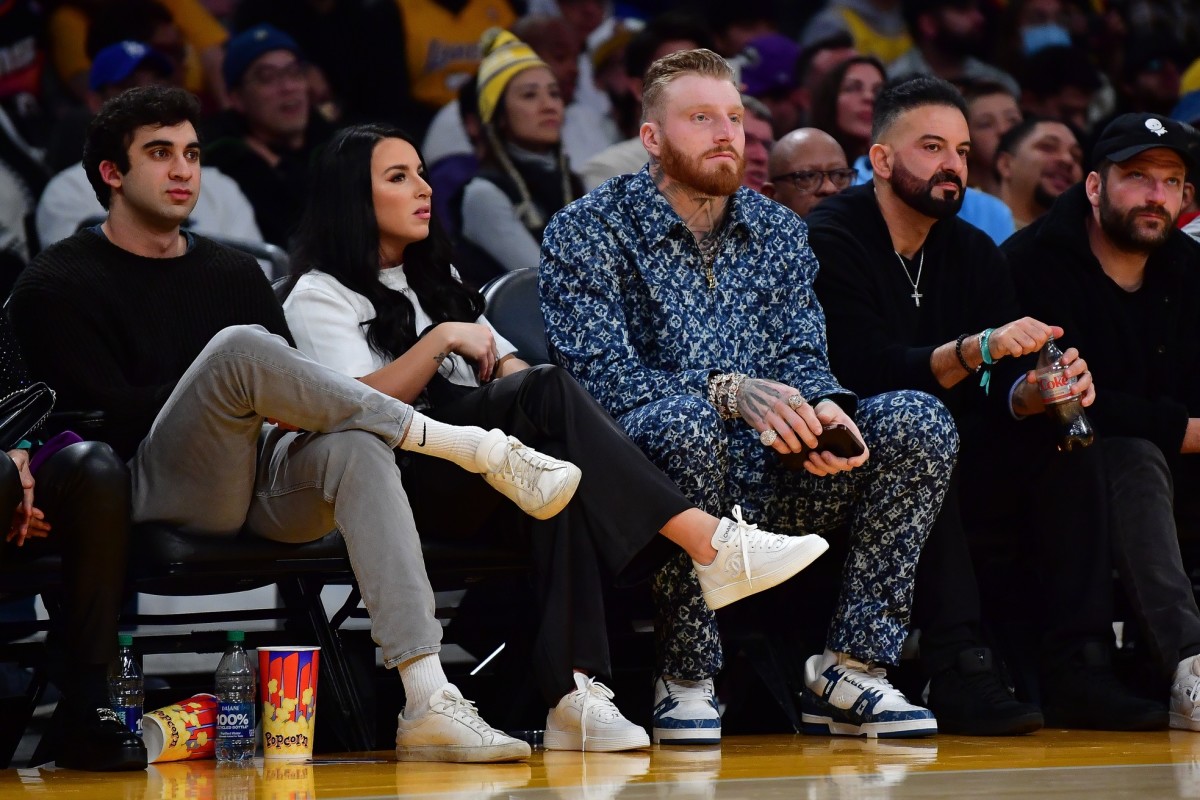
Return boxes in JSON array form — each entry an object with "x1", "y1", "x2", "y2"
[
  {"x1": 1033, "y1": 182, "x2": 1058, "y2": 213},
  {"x1": 888, "y1": 156, "x2": 965, "y2": 219},
  {"x1": 659, "y1": 135, "x2": 745, "y2": 197},
  {"x1": 1098, "y1": 190, "x2": 1175, "y2": 253}
]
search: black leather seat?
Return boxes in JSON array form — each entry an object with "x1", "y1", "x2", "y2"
[{"x1": 481, "y1": 269, "x2": 551, "y2": 366}]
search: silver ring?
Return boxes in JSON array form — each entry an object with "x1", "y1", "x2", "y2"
[
  {"x1": 787, "y1": 394, "x2": 805, "y2": 410},
  {"x1": 759, "y1": 429, "x2": 779, "y2": 446}
]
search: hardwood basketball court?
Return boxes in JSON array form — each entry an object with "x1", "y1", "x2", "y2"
[{"x1": 3, "y1": 730, "x2": 1198, "y2": 799}]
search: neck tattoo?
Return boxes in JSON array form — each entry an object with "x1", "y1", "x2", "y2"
[{"x1": 895, "y1": 248, "x2": 924, "y2": 307}]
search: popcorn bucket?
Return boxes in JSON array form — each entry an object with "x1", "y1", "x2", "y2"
[
  {"x1": 257, "y1": 646, "x2": 320, "y2": 760},
  {"x1": 142, "y1": 693, "x2": 218, "y2": 763}
]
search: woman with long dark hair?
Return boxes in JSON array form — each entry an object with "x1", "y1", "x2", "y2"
[
  {"x1": 810, "y1": 55, "x2": 887, "y2": 170},
  {"x1": 285, "y1": 123, "x2": 828, "y2": 753}
]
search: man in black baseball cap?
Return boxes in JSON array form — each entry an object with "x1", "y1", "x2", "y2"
[{"x1": 1002, "y1": 112, "x2": 1200, "y2": 734}]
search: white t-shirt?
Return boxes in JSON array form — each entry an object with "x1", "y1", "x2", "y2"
[{"x1": 283, "y1": 267, "x2": 517, "y2": 394}]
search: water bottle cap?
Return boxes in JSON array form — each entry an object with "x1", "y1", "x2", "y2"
[
  {"x1": 117, "y1": 634, "x2": 133, "y2": 646},
  {"x1": 227, "y1": 630, "x2": 245, "y2": 642}
]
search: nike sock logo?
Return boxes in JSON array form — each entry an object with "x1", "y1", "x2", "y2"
[{"x1": 418, "y1": 422, "x2": 427, "y2": 447}]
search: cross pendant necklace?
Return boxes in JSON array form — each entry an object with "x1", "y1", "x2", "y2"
[{"x1": 894, "y1": 248, "x2": 924, "y2": 307}]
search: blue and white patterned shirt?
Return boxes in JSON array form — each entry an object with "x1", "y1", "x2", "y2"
[{"x1": 539, "y1": 167, "x2": 855, "y2": 419}]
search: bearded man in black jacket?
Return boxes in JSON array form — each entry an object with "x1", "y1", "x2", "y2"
[
  {"x1": 810, "y1": 76, "x2": 1168, "y2": 733},
  {"x1": 1003, "y1": 112, "x2": 1200, "y2": 733}
]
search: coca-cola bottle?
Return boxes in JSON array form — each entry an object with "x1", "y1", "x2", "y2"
[{"x1": 1036, "y1": 337, "x2": 1094, "y2": 451}]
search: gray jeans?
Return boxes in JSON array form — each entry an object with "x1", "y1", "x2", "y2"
[{"x1": 130, "y1": 325, "x2": 442, "y2": 667}]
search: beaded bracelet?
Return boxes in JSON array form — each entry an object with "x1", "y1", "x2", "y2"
[{"x1": 955, "y1": 333, "x2": 981, "y2": 374}]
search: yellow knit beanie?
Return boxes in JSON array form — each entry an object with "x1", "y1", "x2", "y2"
[{"x1": 476, "y1": 28, "x2": 549, "y2": 124}]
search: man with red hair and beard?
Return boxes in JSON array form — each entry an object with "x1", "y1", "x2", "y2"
[
  {"x1": 542, "y1": 49, "x2": 959, "y2": 743},
  {"x1": 809, "y1": 78, "x2": 1169, "y2": 733},
  {"x1": 1003, "y1": 113, "x2": 1200, "y2": 733}
]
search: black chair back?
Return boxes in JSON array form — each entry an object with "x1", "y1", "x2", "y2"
[{"x1": 481, "y1": 269, "x2": 550, "y2": 366}]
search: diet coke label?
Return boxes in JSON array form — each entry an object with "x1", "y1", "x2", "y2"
[{"x1": 1037, "y1": 368, "x2": 1075, "y2": 405}]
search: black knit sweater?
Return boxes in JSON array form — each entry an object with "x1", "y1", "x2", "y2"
[{"x1": 8, "y1": 229, "x2": 291, "y2": 459}]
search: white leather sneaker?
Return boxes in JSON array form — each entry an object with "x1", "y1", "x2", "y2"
[
  {"x1": 395, "y1": 683, "x2": 531, "y2": 762},
  {"x1": 693, "y1": 506, "x2": 829, "y2": 610},
  {"x1": 545, "y1": 673, "x2": 650, "y2": 752},
  {"x1": 1171, "y1": 655, "x2": 1200, "y2": 731},
  {"x1": 476, "y1": 429, "x2": 581, "y2": 520}
]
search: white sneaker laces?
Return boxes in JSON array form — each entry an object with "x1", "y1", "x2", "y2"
[
  {"x1": 666, "y1": 678, "x2": 714, "y2": 702},
  {"x1": 575, "y1": 677, "x2": 620, "y2": 752},
  {"x1": 495, "y1": 439, "x2": 548, "y2": 492},
  {"x1": 841, "y1": 657, "x2": 895, "y2": 690},
  {"x1": 727, "y1": 506, "x2": 756, "y2": 587},
  {"x1": 433, "y1": 690, "x2": 503, "y2": 738}
]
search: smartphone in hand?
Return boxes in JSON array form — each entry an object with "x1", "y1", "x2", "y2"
[{"x1": 777, "y1": 423, "x2": 866, "y2": 470}]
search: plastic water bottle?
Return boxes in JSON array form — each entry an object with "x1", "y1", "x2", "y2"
[
  {"x1": 107, "y1": 634, "x2": 144, "y2": 735},
  {"x1": 215, "y1": 630, "x2": 257, "y2": 763}
]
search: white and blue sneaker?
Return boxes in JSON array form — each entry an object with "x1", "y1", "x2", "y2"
[
  {"x1": 652, "y1": 676, "x2": 721, "y2": 745},
  {"x1": 801, "y1": 653, "x2": 937, "y2": 739}
]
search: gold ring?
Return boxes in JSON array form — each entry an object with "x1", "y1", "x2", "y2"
[{"x1": 759, "y1": 429, "x2": 779, "y2": 446}]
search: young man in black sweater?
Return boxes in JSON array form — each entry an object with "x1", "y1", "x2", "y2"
[
  {"x1": 1003, "y1": 113, "x2": 1200, "y2": 732},
  {"x1": 8, "y1": 86, "x2": 586, "y2": 765},
  {"x1": 809, "y1": 76, "x2": 1167, "y2": 732}
]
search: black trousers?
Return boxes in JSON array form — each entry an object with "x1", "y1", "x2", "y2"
[
  {"x1": 397, "y1": 365, "x2": 686, "y2": 703},
  {"x1": 1105, "y1": 437, "x2": 1200, "y2": 678},
  {"x1": 916, "y1": 419, "x2": 1115, "y2": 677},
  {"x1": 0, "y1": 441, "x2": 130, "y2": 706}
]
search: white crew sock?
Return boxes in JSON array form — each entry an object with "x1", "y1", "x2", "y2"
[
  {"x1": 398, "y1": 653, "x2": 450, "y2": 719},
  {"x1": 398, "y1": 412, "x2": 489, "y2": 472}
]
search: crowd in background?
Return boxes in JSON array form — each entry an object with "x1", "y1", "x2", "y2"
[{"x1": 2, "y1": 0, "x2": 1199, "y2": 287}]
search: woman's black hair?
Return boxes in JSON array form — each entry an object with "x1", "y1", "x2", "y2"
[
  {"x1": 809, "y1": 54, "x2": 886, "y2": 161},
  {"x1": 289, "y1": 123, "x2": 485, "y2": 362}
]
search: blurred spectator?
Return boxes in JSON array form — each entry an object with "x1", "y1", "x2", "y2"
[
  {"x1": 738, "y1": 34, "x2": 804, "y2": 139},
  {"x1": 579, "y1": 13, "x2": 713, "y2": 190},
  {"x1": 891, "y1": 0, "x2": 1019, "y2": 96},
  {"x1": 963, "y1": 79, "x2": 1022, "y2": 196},
  {"x1": 47, "y1": 0, "x2": 228, "y2": 107},
  {"x1": 557, "y1": 0, "x2": 613, "y2": 122},
  {"x1": 701, "y1": 0, "x2": 777, "y2": 57},
  {"x1": 793, "y1": 32, "x2": 858, "y2": 127},
  {"x1": 37, "y1": 42, "x2": 262, "y2": 250},
  {"x1": 232, "y1": 0, "x2": 412, "y2": 127},
  {"x1": 456, "y1": 30, "x2": 581, "y2": 283},
  {"x1": 424, "y1": 78, "x2": 483, "y2": 241},
  {"x1": 517, "y1": 16, "x2": 619, "y2": 166},
  {"x1": 381, "y1": 0, "x2": 519, "y2": 139},
  {"x1": 588, "y1": 19, "x2": 641, "y2": 138},
  {"x1": 1017, "y1": 45, "x2": 1102, "y2": 135},
  {"x1": 44, "y1": 36, "x2": 176, "y2": 172},
  {"x1": 421, "y1": 17, "x2": 620, "y2": 196},
  {"x1": 203, "y1": 25, "x2": 335, "y2": 247},
  {"x1": 0, "y1": 105, "x2": 48, "y2": 264},
  {"x1": 1170, "y1": 91, "x2": 1200, "y2": 243},
  {"x1": 1184, "y1": 58, "x2": 1200, "y2": 97},
  {"x1": 741, "y1": 95, "x2": 773, "y2": 192},
  {"x1": 801, "y1": 0, "x2": 912, "y2": 67},
  {"x1": 810, "y1": 54, "x2": 885, "y2": 168},
  {"x1": 0, "y1": 0, "x2": 51, "y2": 147},
  {"x1": 1115, "y1": 37, "x2": 1185, "y2": 118},
  {"x1": 994, "y1": 116, "x2": 1082, "y2": 230},
  {"x1": 762, "y1": 127, "x2": 853, "y2": 217}
]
